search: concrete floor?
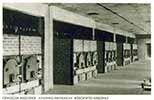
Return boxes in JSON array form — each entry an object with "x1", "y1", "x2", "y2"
[{"x1": 45, "y1": 60, "x2": 151, "y2": 95}]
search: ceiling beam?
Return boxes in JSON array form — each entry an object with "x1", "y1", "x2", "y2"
[{"x1": 136, "y1": 34, "x2": 151, "y2": 39}]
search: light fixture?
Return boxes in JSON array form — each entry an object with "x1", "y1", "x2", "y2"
[
  {"x1": 111, "y1": 22, "x2": 119, "y2": 42},
  {"x1": 87, "y1": 12, "x2": 99, "y2": 16},
  {"x1": 112, "y1": 22, "x2": 119, "y2": 25}
]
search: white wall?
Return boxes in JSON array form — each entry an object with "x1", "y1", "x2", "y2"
[{"x1": 137, "y1": 38, "x2": 151, "y2": 60}]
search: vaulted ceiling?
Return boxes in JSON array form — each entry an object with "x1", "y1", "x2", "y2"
[{"x1": 49, "y1": 3, "x2": 150, "y2": 35}]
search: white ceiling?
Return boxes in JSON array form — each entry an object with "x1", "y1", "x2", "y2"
[{"x1": 49, "y1": 3, "x2": 150, "y2": 35}]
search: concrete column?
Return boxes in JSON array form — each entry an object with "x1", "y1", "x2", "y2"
[
  {"x1": 134, "y1": 38, "x2": 137, "y2": 44},
  {"x1": 112, "y1": 23, "x2": 118, "y2": 42},
  {"x1": 92, "y1": 27, "x2": 95, "y2": 40},
  {"x1": 113, "y1": 33, "x2": 116, "y2": 42},
  {"x1": 126, "y1": 37, "x2": 128, "y2": 43},
  {"x1": 43, "y1": 6, "x2": 53, "y2": 92},
  {"x1": 137, "y1": 38, "x2": 151, "y2": 60}
]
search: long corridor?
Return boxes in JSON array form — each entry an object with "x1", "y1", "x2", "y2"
[{"x1": 45, "y1": 60, "x2": 151, "y2": 95}]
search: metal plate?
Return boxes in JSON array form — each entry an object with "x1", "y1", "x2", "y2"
[
  {"x1": 91, "y1": 52, "x2": 98, "y2": 66},
  {"x1": 78, "y1": 53, "x2": 85, "y2": 69},
  {"x1": 4, "y1": 58, "x2": 19, "y2": 86},
  {"x1": 24, "y1": 55, "x2": 39, "y2": 81},
  {"x1": 85, "y1": 52, "x2": 91, "y2": 67}
]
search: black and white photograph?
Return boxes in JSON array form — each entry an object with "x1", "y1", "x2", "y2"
[{"x1": 1, "y1": 1, "x2": 152, "y2": 98}]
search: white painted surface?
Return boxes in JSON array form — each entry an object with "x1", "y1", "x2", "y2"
[
  {"x1": 21, "y1": 80, "x2": 39, "y2": 90},
  {"x1": 123, "y1": 43, "x2": 131, "y2": 49},
  {"x1": 133, "y1": 44, "x2": 138, "y2": 49},
  {"x1": 34, "y1": 86, "x2": 42, "y2": 94},
  {"x1": 3, "y1": 84, "x2": 20, "y2": 94},
  {"x1": 105, "y1": 42, "x2": 110, "y2": 50},
  {"x1": 3, "y1": 34, "x2": 19, "y2": 55},
  {"x1": 90, "y1": 41, "x2": 97, "y2": 51},
  {"x1": 21, "y1": 36, "x2": 42, "y2": 55},
  {"x1": 137, "y1": 38, "x2": 151, "y2": 60},
  {"x1": 73, "y1": 39, "x2": 83, "y2": 52},
  {"x1": 83, "y1": 40, "x2": 90, "y2": 52},
  {"x1": 3, "y1": 80, "x2": 39, "y2": 94}
]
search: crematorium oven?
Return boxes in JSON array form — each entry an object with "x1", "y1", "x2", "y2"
[
  {"x1": 3, "y1": 8, "x2": 44, "y2": 94},
  {"x1": 132, "y1": 44, "x2": 138, "y2": 62},
  {"x1": 53, "y1": 21, "x2": 98, "y2": 85},
  {"x1": 73, "y1": 40, "x2": 98, "y2": 84},
  {"x1": 123, "y1": 43, "x2": 131, "y2": 66},
  {"x1": 104, "y1": 42, "x2": 117, "y2": 72}
]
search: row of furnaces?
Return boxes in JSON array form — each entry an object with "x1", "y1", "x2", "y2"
[
  {"x1": 73, "y1": 40, "x2": 138, "y2": 84},
  {"x1": 3, "y1": 34, "x2": 43, "y2": 95},
  {"x1": 123, "y1": 43, "x2": 138, "y2": 66},
  {"x1": 3, "y1": 34, "x2": 138, "y2": 90},
  {"x1": 53, "y1": 34, "x2": 138, "y2": 85},
  {"x1": 53, "y1": 20, "x2": 138, "y2": 85},
  {"x1": 132, "y1": 44, "x2": 138, "y2": 62},
  {"x1": 97, "y1": 42, "x2": 138, "y2": 74},
  {"x1": 104, "y1": 42, "x2": 117, "y2": 72},
  {"x1": 73, "y1": 40, "x2": 98, "y2": 84}
]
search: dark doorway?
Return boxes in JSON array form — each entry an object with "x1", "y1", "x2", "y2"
[
  {"x1": 53, "y1": 37, "x2": 73, "y2": 85},
  {"x1": 147, "y1": 43, "x2": 151, "y2": 57},
  {"x1": 97, "y1": 41, "x2": 105, "y2": 73},
  {"x1": 131, "y1": 44, "x2": 133, "y2": 62},
  {"x1": 117, "y1": 43, "x2": 123, "y2": 66}
]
